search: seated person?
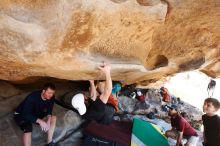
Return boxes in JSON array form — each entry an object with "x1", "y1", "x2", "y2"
[{"x1": 14, "y1": 83, "x2": 57, "y2": 146}]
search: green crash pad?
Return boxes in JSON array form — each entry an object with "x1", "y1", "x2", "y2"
[{"x1": 131, "y1": 118, "x2": 169, "y2": 146}]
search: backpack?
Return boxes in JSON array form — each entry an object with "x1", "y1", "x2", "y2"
[{"x1": 146, "y1": 112, "x2": 156, "y2": 119}]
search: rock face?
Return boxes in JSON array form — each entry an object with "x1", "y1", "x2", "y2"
[
  {"x1": 0, "y1": 81, "x2": 21, "y2": 98},
  {"x1": 0, "y1": 0, "x2": 220, "y2": 84}
]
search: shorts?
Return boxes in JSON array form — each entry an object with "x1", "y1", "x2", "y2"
[
  {"x1": 14, "y1": 113, "x2": 32, "y2": 133},
  {"x1": 186, "y1": 136, "x2": 199, "y2": 146}
]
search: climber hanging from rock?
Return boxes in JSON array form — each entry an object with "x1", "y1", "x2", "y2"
[{"x1": 71, "y1": 62, "x2": 119, "y2": 124}]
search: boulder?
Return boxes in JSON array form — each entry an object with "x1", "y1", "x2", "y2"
[{"x1": 0, "y1": 0, "x2": 219, "y2": 84}]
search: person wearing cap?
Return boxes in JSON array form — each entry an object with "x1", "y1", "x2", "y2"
[
  {"x1": 72, "y1": 63, "x2": 117, "y2": 124},
  {"x1": 14, "y1": 83, "x2": 58, "y2": 146},
  {"x1": 165, "y1": 105, "x2": 199, "y2": 146}
]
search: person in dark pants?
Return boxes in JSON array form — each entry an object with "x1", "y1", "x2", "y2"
[
  {"x1": 14, "y1": 83, "x2": 57, "y2": 146},
  {"x1": 202, "y1": 98, "x2": 220, "y2": 146}
]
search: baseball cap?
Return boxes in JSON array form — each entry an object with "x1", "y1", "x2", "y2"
[
  {"x1": 71, "y1": 93, "x2": 86, "y2": 115},
  {"x1": 166, "y1": 104, "x2": 179, "y2": 111}
]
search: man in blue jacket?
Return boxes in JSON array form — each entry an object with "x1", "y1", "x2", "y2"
[{"x1": 14, "y1": 83, "x2": 57, "y2": 146}]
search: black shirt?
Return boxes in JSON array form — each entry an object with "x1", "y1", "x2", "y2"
[
  {"x1": 84, "y1": 98, "x2": 115, "y2": 124},
  {"x1": 15, "y1": 90, "x2": 55, "y2": 123},
  {"x1": 202, "y1": 114, "x2": 220, "y2": 146}
]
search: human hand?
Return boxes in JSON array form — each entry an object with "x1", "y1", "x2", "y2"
[
  {"x1": 89, "y1": 80, "x2": 94, "y2": 84},
  {"x1": 37, "y1": 119, "x2": 49, "y2": 132},
  {"x1": 98, "y1": 62, "x2": 111, "y2": 74}
]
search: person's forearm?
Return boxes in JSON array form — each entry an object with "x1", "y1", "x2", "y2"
[
  {"x1": 176, "y1": 134, "x2": 183, "y2": 146},
  {"x1": 89, "y1": 81, "x2": 97, "y2": 101},
  {"x1": 100, "y1": 71, "x2": 112, "y2": 104},
  {"x1": 98, "y1": 64, "x2": 112, "y2": 103},
  {"x1": 104, "y1": 71, "x2": 112, "y2": 98}
]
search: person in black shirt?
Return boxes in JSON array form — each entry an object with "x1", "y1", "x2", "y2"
[
  {"x1": 72, "y1": 63, "x2": 116, "y2": 124},
  {"x1": 202, "y1": 98, "x2": 220, "y2": 146},
  {"x1": 14, "y1": 83, "x2": 57, "y2": 146}
]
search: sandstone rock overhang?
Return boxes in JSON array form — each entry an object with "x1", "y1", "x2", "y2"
[{"x1": 0, "y1": 0, "x2": 220, "y2": 84}]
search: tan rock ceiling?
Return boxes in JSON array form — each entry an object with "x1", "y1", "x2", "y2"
[{"x1": 0, "y1": 0, "x2": 220, "y2": 84}]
